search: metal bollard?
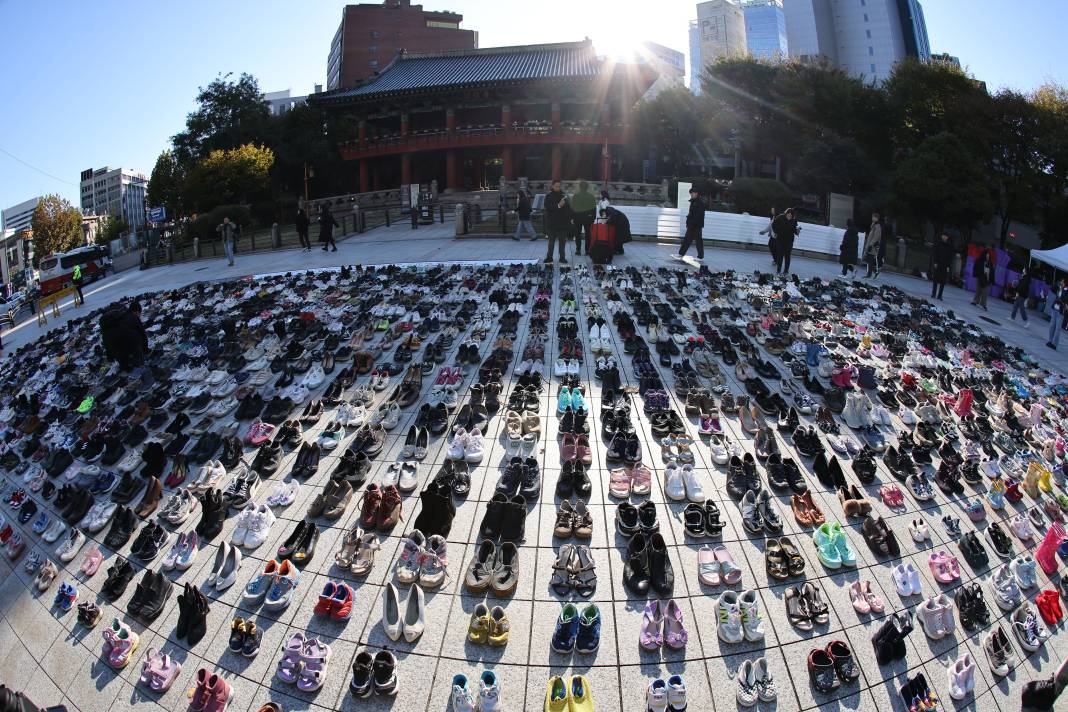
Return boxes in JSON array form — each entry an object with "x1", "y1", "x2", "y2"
[{"x1": 439, "y1": 204, "x2": 445, "y2": 223}]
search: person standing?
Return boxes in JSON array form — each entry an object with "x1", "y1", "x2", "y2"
[
  {"x1": 1010, "y1": 266, "x2": 1032, "y2": 324},
  {"x1": 759, "y1": 208, "x2": 777, "y2": 267},
  {"x1": 604, "y1": 205, "x2": 630, "y2": 255},
  {"x1": 838, "y1": 219, "x2": 859, "y2": 276},
  {"x1": 971, "y1": 250, "x2": 993, "y2": 310},
  {"x1": 597, "y1": 190, "x2": 611, "y2": 216},
  {"x1": 862, "y1": 212, "x2": 883, "y2": 278},
  {"x1": 1047, "y1": 279, "x2": 1066, "y2": 349},
  {"x1": 513, "y1": 190, "x2": 537, "y2": 241},
  {"x1": 296, "y1": 207, "x2": 311, "y2": 251},
  {"x1": 570, "y1": 180, "x2": 596, "y2": 257},
  {"x1": 543, "y1": 180, "x2": 571, "y2": 263},
  {"x1": 930, "y1": 233, "x2": 954, "y2": 300},
  {"x1": 319, "y1": 205, "x2": 339, "y2": 252},
  {"x1": 677, "y1": 186, "x2": 706, "y2": 260},
  {"x1": 217, "y1": 216, "x2": 239, "y2": 266},
  {"x1": 772, "y1": 208, "x2": 798, "y2": 274},
  {"x1": 71, "y1": 263, "x2": 84, "y2": 305}
]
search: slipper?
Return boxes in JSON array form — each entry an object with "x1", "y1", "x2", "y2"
[
  {"x1": 713, "y1": 544, "x2": 743, "y2": 585},
  {"x1": 698, "y1": 545, "x2": 720, "y2": 586}
]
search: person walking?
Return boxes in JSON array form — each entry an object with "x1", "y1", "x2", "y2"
[
  {"x1": 543, "y1": 180, "x2": 571, "y2": 263},
  {"x1": 296, "y1": 207, "x2": 311, "y2": 251},
  {"x1": 838, "y1": 218, "x2": 859, "y2": 276},
  {"x1": 862, "y1": 212, "x2": 883, "y2": 278},
  {"x1": 930, "y1": 233, "x2": 953, "y2": 300},
  {"x1": 71, "y1": 264, "x2": 85, "y2": 305},
  {"x1": 1010, "y1": 266, "x2": 1032, "y2": 324},
  {"x1": 570, "y1": 180, "x2": 596, "y2": 257},
  {"x1": 1047, "y1": 279, "x2": 1067, "y2": 349},
  {"x1": 772, "y1": 208, "x2": 798, "y2": 274},
  {"x1": 759, "y1": 208, "x2": 777, "y2": 267},
  {"x1": 677, "y1": 186, "x2": 706, "y2": 260},
  {"x1": 319, "y1": 205, "x2": 339, "y2": 252},
  {"x1": 971, "y1": 250, "x2": 993, "y2": 310},
  {"x1": 217, "y1": 216, "x2": 239, "y2": 266},
  {"x1": 513, "y1": 190, "x2": 537, "y2": 241}
]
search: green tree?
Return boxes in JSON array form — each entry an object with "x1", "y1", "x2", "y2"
[
  {"x1": 147, "y1": 150, "x2": 185, "y2": 218},
  {"x1": 171, "y1": 73, "x2": 271, "y2": 169},
  {"x1": 30, "y1": 195, "x2": 82, "y2": 264},
  {"x1": 726, "y1": 177, "x2": 796, "y2": 216},
  {"x1": 892, "y1": 133, "x2": 994, "y2": 242},
  {"x1": 633, "y1": 86, "x2": 712, "y2": 176},
  {"x1": 271, "y1": 103, "x2": 357, "y2": 200},
  {"x1": 184, "y1": 143, "x2": 275, "y2": 212},
  {"x1": 98, "y1": 215, "x2": 129, "y2": 245}
]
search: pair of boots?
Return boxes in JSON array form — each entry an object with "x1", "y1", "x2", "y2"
[
  {"x1": 196, "y1": 488, "x2": 226, "y2": 540},
  {"x1": 623, "y1": 532, "x2": 674, "y2": 596},
  {"x1": 176, "y1": 582, "x2": 210, "y2": 646},
  {"x1": 479, "y1": 493, "x2": 526, "y2": 541},
  {"x1": 412, "y1": 479, "x2": 456, "y2": 538},
  {"x1": 1036, "y1": 521, "x2": 1066, "y2": 574}
]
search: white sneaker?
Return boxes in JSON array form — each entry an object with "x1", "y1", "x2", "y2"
[
  {"x1": 231, "y1": 502, "x2": 256, "y2": 547},
  {"x1": 681, "y1": 465, "x2": 705, "y2": 503},
  {"x1": 448, "y1": 429, "x2": 468, "y2": 460},
  {"x1": 738, "y1": 589, "x2": 765, "y2": 641},
  {"x1": 716, "y1": 590, "x2": 744, "y2": 643},
  {"x1": 464, "y1": 429, "x2": 485, "y2": 464},
  {"x1": 302, "y1": 365, "x2": 325, "y2": 388},
  {"x1": 664, "y1": 464, "x2": 686, "y2": 501},
  {"x1": 243, "y1": 504, "x2": 276, "y2": 548}
]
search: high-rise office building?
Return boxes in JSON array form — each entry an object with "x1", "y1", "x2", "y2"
[
  {"x1": 1, "y1": 196, "x2": 43, "y2": 235},
  {"x1": 783, "y1": 0, "x2": 929, "y2": 82},
  {"x1": 640, "y1": 41, "x2": 687, "y2": 99},
  {"x1": 327, "y1": 0, "x2": 478, "y2": 91},
  {"x1": 742, "y1": 0, "x2": 788, "y2": 60},
  {"x1": 79, "y1": 167, "x2": 148, "y2": 231},
  {"x1": 690, "y1": 0, "x2": 747, "y2": 92}
]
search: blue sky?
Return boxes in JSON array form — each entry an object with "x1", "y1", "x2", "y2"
[{"x1": 1, "y1": 0, "x2": 1065, "y2": 215}]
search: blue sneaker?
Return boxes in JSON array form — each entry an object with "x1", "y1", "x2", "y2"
[
  {"x1": 31, "y1": 511, "x2": 50, "y2": 534},
  {"x1": 557, "y1": 387, "x2": 572, "y2": 414},
  {"x1": 551, "y1": 602, "x2": 579, "y2": 653},
  {"x1": 242, "y1": 560, "x2": 277, "y2": 604},
  {"x1": 575, "y1": 603, "x2": 601, "y2": 654}
]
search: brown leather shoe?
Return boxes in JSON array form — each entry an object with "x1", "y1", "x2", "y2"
[
  {"x1": 323, "y1": 479, "x2": 353, "y2": 520},
  {"x1": 376, "y1": 485, "x2": 402, "y2": 530},
  {"x1": 135, "y1": 476, "x2": 163, "y2": 518},
  {"x1": 802, "y1": 491, "x2": 826, "y2": 526},
  {"x1": 791, "y1": 494, "x2": 812, "y2": 526},
  {"x1": 307, "y1": 480, "x2": 338, "y2": 519}
]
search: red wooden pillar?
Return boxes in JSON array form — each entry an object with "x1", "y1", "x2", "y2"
[
  {"x1": 502, "y1": 146, "x2": 514, "y2": 181},
  {"x1": 401, "y1": 153, "x2": 412, "y2": 185},
  {"x1": 601, "y1": 145, "x2": 611, "y2": 185},
  {"x1": 446, "y1": 149, "x2": 459, "y2": 190},
  {"x1": 551, "y1": 145, "x2": 562, "y2": 180},
  {"x1": 359, "y1": 160, "x2": 370, "y2": 192}
]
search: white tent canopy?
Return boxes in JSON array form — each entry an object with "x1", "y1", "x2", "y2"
[{"x1": 1030, "y1": 244, "x2": 1068, "y2": 273}]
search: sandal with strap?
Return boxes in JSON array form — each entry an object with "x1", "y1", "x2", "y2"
[
  {"x1": 276, "y1": 632, "x2": 306, "y2": 684},
  {"x1": 698, "y1": 545, "x2": 721, "y2": 586},
  {"x1": 550, "y1": 544, "x2": 575, "y2": 596},
  {"x1": 704, "y1": 501, "x2": 724, "y2": 536},
  {"x1": 569, "y1": 545, "x2": 597, "y2": 598},
  {"x1": 335, "y1": 527, "x2": 362, "y2": 569},
  {"x1": 780, "y1": 537, "x2": 806, "y2": 576},
  {"x1": 765, "y1": 539, "x2": 790, "y2": 580},
  {"x1": 683, "y1": 504, "x2": 706, "y2": 537},
  {"x1": 785, "y1": 586, "x2": 812, "y2": 631},
  {"x1": 608, "y1": 468, "x2": 632, "y2": 498}
]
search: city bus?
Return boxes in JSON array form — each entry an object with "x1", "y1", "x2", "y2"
[{"x1": 38, "y1": 245, "x2": 108, "y2": 296}]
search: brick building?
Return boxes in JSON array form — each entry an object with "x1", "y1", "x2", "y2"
[{"x1": 327, "y1": 0, "x2": 478, "y2": 90}]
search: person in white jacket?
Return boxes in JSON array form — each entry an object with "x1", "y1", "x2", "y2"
[{"x1": 758, "y1": 208, "x2": 776, "y2": 266}]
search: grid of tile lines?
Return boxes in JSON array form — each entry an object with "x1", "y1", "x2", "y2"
[{"x1": 0, "y1": 262, "x2": 1063, "y2": 711}]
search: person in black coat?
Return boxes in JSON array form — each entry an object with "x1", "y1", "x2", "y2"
[
  {"x1": 296, "y1": 207, "x2": 311, "y2": 251},
  {"x1": 931, "y1": 233, "x2": 954, "y2": 300},
  {"x1": 839, "y1": 218, "x2": 859, "y2": 276},
  {"x1": 543, "y1": 180, "x2": 571, "y2": 263},
  {"x1": 100, "y1": 300, "x2": 149, "y2": 371},
  {"x1": 678, "y1": 187, "x2": 706, "y2": 260},
  {"x1": 970, "y1": 250, "x2": 993, "y2": 309},
  {"x1": 604, "y1": 206, "x2": 630, "y2": 255},
  {"x1": 771, "y1": 208, "x2": 799, "y2": 274},
  {"x1": 318, "y1": 205, "x2": 339, "y2": 252}
]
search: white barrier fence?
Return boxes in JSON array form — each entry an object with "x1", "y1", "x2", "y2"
[{"x1": 614, "y1": 205, "x2": 850, "y2": 258}]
